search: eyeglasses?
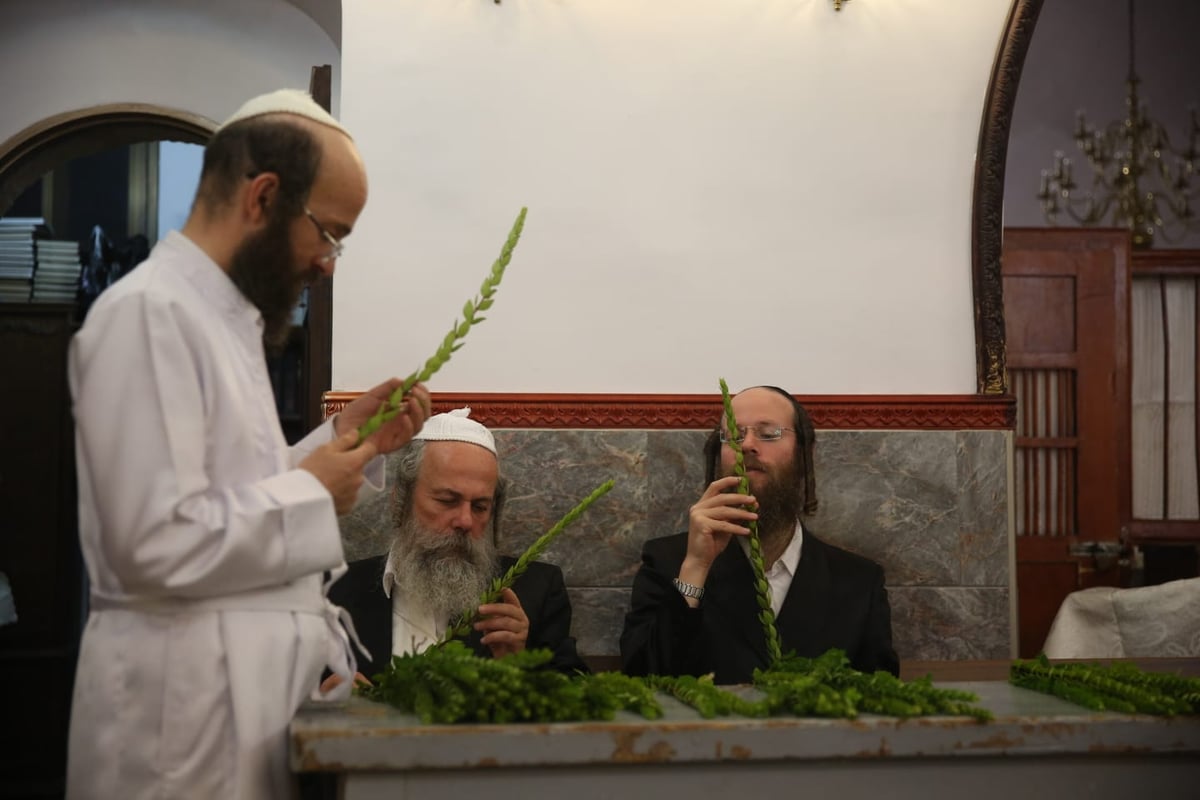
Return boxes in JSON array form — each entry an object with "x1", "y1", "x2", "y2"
[
  {"x1": 304, "y1": 207, "x2": 345, "y2": 264},
  {"x1": 719, "y1": 425, "x2": 796, "y2": 444}
]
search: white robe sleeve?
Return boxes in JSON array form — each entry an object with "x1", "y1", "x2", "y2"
[{"x1": 290, "y1": 415, "x2": 387, "y2": 504}]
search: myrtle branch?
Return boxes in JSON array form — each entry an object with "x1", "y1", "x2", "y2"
[
  {"x1": 438, "y1": 479, "x2": 616, "y2": 645},
  {"x1": 719, "y1": 377, "x2": 782, "y2": 667},
  {"x1": 356, "y1": 207, "x2": 527, "y2": 444}
]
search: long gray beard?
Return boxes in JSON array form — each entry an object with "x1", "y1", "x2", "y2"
[{"x1": 387, "y1": 514, "x2": 498, "y2": 624}]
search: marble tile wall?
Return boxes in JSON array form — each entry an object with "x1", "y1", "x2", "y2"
[{"x1": 339, "y1": 428, "x2": 1013, "y2": 663}]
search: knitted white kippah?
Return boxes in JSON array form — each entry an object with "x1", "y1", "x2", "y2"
[
  {"x1": 215, "y1": 88, "x2": 351, "y2": 137},
  {"x1": 414, "y1": 407, "x2": 496, "y2": 455}
]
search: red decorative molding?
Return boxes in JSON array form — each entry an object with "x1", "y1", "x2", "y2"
[{"x1": 323, "y1": 392, "x2": 1015, "y2": 430}]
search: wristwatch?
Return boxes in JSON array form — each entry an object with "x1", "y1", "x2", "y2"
[{"x1": 672, "y1": 577, "x2": 705, "y2": 600}]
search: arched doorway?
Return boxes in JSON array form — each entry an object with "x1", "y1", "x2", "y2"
[{"x1": 0, "y1": 103, "x2": 213, "y2": 216}]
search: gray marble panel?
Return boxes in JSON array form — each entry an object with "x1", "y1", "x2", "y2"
[
  {"x1": 956, "y1": 430, "x2": 1011, "y2": 586},
  {"x1": 339, "y1": 467, "x2": 398, "y2": 563},
  {"x1": 889, "y1": 586, "x2": 1012, "y2": 661},
  {"x1": 812, "y1": 431, "x2": 960, "y2": 587},
  {"x1": 493, "y1": 430, "x2": 649, "y2": 586},
  {"x1": 644, "y1": 429, "x2": 709, "y2": 543}
]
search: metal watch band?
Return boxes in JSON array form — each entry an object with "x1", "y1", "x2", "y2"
[{"x1": 672, "y1": 577, "x2": 705, "y2": 600}]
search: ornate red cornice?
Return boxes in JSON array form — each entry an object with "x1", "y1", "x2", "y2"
[{"x1": 323, "y1": 392, "x2": 1015, "y2": 430}]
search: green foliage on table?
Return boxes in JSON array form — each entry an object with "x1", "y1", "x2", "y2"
[
  {"x1": 718, "y1": 377, "x2": 783, "y2": 667},
  {"x1": 646, "y1": 673, "x2": 769, "y2": 719},
  {"x1": 436, "y1": 479, "x2": 616, "y2": 645},
  {"x1": 759, "y1": 650, "x2": 993, "y2": 721},
  {"x1": 364, "y1": 641, "x2": 657, "y2": 724},
  {"x1": 356, "y1": 207, "x2": 526, "y2": 444},
  {"x1": 1010, "y1": 654, "x2": 1200, "y2": 716},
  {"x1": 364, "y1": 647, "x2": 992, "y2": 724}
]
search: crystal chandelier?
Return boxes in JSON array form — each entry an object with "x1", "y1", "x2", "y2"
[{"x1": 1037, "y1": 0, "x2": 1199, "y2": 248}]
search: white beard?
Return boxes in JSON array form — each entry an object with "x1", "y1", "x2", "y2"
[{"x1": 387, "y1": 514, "x2": 498, "y2": 623}]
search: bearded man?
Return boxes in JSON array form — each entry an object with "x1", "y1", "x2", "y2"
[
  {"x1": 620, "y1": 386, "x2": 899, "y2": 683},
  {"x1": 330, "y1": 408, "x2": 588, "y2": 680},
  {"x1": 66, "y1": 89, "x2": 433, "y2": 800}
]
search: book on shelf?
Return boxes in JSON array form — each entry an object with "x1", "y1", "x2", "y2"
[
  {"x1": 32, "y1": 237, "x2": 82, "y2": 304},
  {"x1": 0, "y1": 227, "x2": 83, "y2": 305}
]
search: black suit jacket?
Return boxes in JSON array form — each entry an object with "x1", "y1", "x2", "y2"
[
  {"x1": 620, "y1": 527, "x2": 899, "y2": 683},
  {"x1": 330, "y1": 554, "x2": 588, "y2": 679}
]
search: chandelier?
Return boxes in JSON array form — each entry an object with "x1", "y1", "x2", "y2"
[{"x1": 1037, "y1": 0, "x2": 1198, "y2": 248}]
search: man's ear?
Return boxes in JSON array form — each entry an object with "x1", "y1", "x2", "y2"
[{"x1": 243, "y1": 172, "x2": 280, "y2": 225}]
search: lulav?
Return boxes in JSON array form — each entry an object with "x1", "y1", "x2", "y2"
[
  {"x1": 356, "y1": 207, "x2": 527, "y2": 445},
  {"x1": 718, "y1": 377, "x2": 783, "y2": 667}
]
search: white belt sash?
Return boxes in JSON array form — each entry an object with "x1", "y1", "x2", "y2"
[{"x1": 88, "y1": 564, "x2": 370, "y2": 701}]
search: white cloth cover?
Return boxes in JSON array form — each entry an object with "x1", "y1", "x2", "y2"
[{"x1": 1042, "y1": 577, "x2": 1200, "y2": 658}]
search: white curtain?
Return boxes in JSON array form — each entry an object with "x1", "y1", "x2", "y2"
[{"x1": 1131, "y1": 276, "x2": 1199, "y2": 520}]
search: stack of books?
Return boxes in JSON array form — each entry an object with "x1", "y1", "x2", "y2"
[
  {"x1": 0, "y1": 217, "x2": 40, "y2": 303},
  {"x1": 32, "y1": 239, "x2": 82, "y2": 303}
]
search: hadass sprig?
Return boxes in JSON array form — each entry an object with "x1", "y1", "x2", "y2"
[
  {"x1": 356, "y1": 207, "x2": 527, "y2": 444},
  {"x1": 364, "y1": 641, "x2": 665, "y2": 724},
  {"x1": 718, "y1": 377, "x2": 783, "y2": 667},
  {"x1": 1010, "y1": 654, "x2": 1200, "y2": 716},
  {"x1": 437, "y1": 479, "x2": 616, "y2": 645},
  {"x1": 755, "y1": 649, "x2": 992, "y2": 721}
]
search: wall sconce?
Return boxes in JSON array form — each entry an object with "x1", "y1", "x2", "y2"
[{"x1": 833, "y1": 0, "x2": 850, "y2": 9}]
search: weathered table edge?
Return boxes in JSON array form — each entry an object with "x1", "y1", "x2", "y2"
[{"x1": 291, "y1": 680, "x2": 1200, "y2": 773}]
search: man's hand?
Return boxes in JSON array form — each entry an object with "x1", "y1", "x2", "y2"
[
  {"x1": 299, "y1": 430, "x2": 379, "y2": 514},
  {"x1": 678, "y1": 475, "x2": 757, "y2": 595},
  {"x1": 319, "y1": 671, "x2": 372, "y2": 694},
  {"x1": 475, "y1": 587, "x2": 529, "y2": 659},
  {"x1": 334, "y1": 378, "x2": 432, "y2": 455}
]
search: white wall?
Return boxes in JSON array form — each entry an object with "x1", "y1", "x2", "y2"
[
  {"x1": 336, "y1": 0, "x2": 1012, "y2": 395},
  {"x1": 0, "y1": 0, "x2": 1017, "y2": 397},
  {"x1": 0, "y1": 0, "x2": 341, "y2": 147}
]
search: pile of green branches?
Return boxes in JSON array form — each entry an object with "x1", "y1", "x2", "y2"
[
  {"x1": 647, "y1": 650, "x2": 990, "y2": 722},
  {"x1": 365, "y1": 647, "x2": 992, "y2": 724},
  {"x1": 1010, "y1": 654, "x2": 1200, "y2": 716},
  {"x1": 363, "y1": 641, "x2": 662, "y2": 724}
]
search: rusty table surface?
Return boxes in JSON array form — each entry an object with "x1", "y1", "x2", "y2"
[{"x1": 292, "y1": 675, "x2": 1200, "y2": 774}]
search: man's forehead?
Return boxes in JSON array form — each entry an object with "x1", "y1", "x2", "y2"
[
  {"x1": 730, "y1": 387, "x2": 794, "y2": 421},
  {"x1": 418, "y1": 442, "x2": 497, "y2": 490}
]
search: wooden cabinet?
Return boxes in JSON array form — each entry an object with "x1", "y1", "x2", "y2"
[
  {"x1": 0, "y1": 303, "x2": 84, "y2": 798},
  {"x1": 1002, "y1": 229, "x2": 1132, "y2": 657}
]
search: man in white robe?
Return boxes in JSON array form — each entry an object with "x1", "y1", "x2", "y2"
[{"x1": 65, "y1": 89, "x2": 431, "y2": 799}]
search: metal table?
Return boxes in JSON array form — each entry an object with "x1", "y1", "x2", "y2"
[{"x1": 292, "y1": 663, "x2": 1200, "y2": 800}]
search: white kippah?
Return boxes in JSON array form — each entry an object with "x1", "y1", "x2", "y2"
[
  {"x1": 414, "y1": 407, "x2": 496, "y2": 455},
  {"x1": 215, "y1": 88, "x2": 351, "y2": 137}
]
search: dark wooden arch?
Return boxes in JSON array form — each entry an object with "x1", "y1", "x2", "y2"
[{"x1": 972, "y1": 0, "x2": 1045, "y2": 394}]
